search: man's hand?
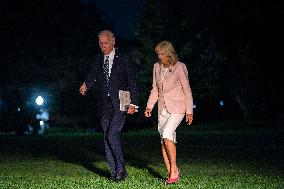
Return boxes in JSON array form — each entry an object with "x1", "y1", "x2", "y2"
[
  {"x1": 186, "y1": 114, "x2": 193, "y2": 125},
  {"x1": 127, "y1": 105, "x2": 135, "y2": 114},
  {"x1": 144, "y1": 108, "x2": 152, "y2": 118},
  {"x1": 79, "y1": 82, "x2": 87, "y2": 95}
]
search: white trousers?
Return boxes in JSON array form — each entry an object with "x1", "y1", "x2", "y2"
[{"x1": 158, "y1": 109, "x2": 185, "y2": 144}]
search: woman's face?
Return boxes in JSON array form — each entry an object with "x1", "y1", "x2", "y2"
[{"x1": 156, "y1": 49, "x2": 169, "y2": 65}]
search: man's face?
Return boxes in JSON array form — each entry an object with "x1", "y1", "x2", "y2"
[{"x1": 99, "y1": 34, "x2": 115, "y2": 55}]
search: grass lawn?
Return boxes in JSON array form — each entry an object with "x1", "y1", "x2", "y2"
[{"x1": 0, "y1": 120, "x2": 283, "y2": 188}]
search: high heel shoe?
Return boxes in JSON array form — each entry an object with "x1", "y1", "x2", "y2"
[
  {"x1": 165, "y1": 169, "x2": 180, "y2": 185},
  {"x1": 165, "y1": 176, "x2": 179, "y2": 185}
]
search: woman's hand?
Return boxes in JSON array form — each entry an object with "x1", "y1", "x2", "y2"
[
  {"x1": 186, "y1": 114, "x2": 193, "y2": 125},
  {"x1": 144, "y1": 108, "x2": 152, "y2": 117}
]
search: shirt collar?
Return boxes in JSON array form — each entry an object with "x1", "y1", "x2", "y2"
[{"x1": 104, "y1": 48, "x2": 115, "y2": 61}]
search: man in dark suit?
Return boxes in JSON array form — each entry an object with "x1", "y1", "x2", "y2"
[{"x1": 79, "y1": 30, "x2": 138, "y2": 181}]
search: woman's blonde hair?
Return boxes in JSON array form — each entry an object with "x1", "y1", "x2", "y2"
[{"x1": 155, "y1": 40, "x2": 179, "y2": 65}]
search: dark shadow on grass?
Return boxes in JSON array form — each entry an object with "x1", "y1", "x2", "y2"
[
  {"x1": 81, "y1": 162, "x2": 109, "y2": 178},
  {"x1": 124, "y1": 149, "x2": 164, "y2": 180},
  {"x1": 44, "y1": 134, "x2": 162, "y2": 180},
  {"x1": 0, "y1": 135, "x2": 111, "y2": 179},
  {"x1": 55, "y1": 146, "x2": 164, "y2": 180},
  {"x1": 56, "y1": 150, "x2": 110, "y2": 179},
  {"x1": 39, "y1": 136, "x2": 112, "y2": 179}
]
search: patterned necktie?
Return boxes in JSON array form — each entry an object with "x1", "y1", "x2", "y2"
[{"x1": 103, "y1": 56, "x2": 109, "y2": 82}]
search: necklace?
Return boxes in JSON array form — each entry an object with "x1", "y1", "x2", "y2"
[{"x1": 162, "y1": 63, "x2": 170, "y2": 68}]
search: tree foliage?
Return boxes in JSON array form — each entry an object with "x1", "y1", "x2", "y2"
[{"x1": 135, "y1": 0, "x2": 282, "y2": 119}]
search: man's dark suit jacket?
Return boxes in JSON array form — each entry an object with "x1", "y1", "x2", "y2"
[{"x1": 85, "y1": 49, "x2": 138, "y2": 116}]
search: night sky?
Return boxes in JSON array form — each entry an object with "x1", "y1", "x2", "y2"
[{"x1": 81, "y1": 0, "x2": 147, "y2": 39}]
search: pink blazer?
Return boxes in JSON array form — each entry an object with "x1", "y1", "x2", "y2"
[{"x1": 146, "y1": 61, "x2": 193, "y2": 116}]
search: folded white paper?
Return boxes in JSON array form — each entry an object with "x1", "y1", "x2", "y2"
[{"x1": 119, "y1": 90, "x2": 138, "y2": 112}]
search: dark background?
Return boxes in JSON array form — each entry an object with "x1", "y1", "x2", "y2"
[{"x1": 0, "y1": 0, "x2": 283, "y2": 130}]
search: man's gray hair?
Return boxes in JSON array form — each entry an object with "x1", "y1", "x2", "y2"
[{"x1": 98, "y1": 30, "x2": 115, "y2": 40}]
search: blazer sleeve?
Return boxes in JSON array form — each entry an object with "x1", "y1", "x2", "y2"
[
  {"x1": 84, "y1": 60, "x2": 97, "y2": 91},
  {"x1": 125, "y1": 55, "x2": 139, "y2": 106},
  {"x1": 147, "y1": 63, "x2": 159, "y2": 110},
  {"x1": 178, "y1": 63, "x2": 193, "y2": 115}
]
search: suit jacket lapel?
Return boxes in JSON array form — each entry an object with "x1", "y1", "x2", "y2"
[
  {"x1": 161, "y1": 64, "x2": 177, "y2": 90},
  {"x1": 164, "y1": 65, "x2": 176, "y2": 79},
  {"x1": 157, "y1": 63, "x2": 164, "y2": 86},
  {"x1": 110, "y1": 50, "x2": 119, "y2": 80},
  {"x1": 112, "y1": 54, "x2": 119, "y2": 73},
  {"x1": 98, "y1": 54, "x2": 104, "y2": 70},
  {"x1": 96, "y1": 54, "x2": 105, "y2": 83}
]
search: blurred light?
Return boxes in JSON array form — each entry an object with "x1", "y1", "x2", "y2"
[
  {"x1": 219, "y1": 100, "x2": 224, "y2": 107},
  {"x1": 40, "y1": 121, "x2": 44, "y2": 126},
  {"x1": 193, "y1": 104, "x2": 197, "y2": 109},
  {"x1": 36, "y1": 96, "x2": 44, "y2": 106},
  {"x1": 17, "y1": 107, "x2": 21, "y2": 112},
  {"x1": 36, "y1": 109, "x2": 49, "y2": 121}
]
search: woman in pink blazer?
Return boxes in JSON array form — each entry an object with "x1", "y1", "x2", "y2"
[{"x1": 144, "y1": 41, "x2": 193, "y2": 185}]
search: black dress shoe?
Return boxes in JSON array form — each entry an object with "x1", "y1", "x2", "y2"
[
  {"x1": 109, "y1": 172, "x2": 117, "y2": 181},
  {"x1": 116, "y1": 171, "x2": 127, "y2": 182}
]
